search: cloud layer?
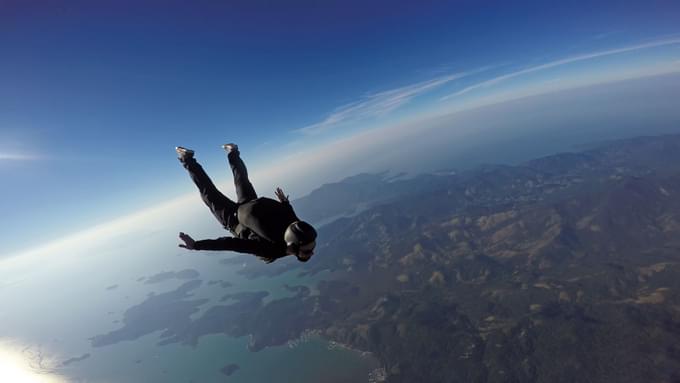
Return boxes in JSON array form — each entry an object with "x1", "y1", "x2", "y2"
[
  {"x1": 441, "y1": 37, "x2": 680, "y2": 100},
  {"x1": 295, "y1": 69, "x2": 485, "y2": 135},
  {"x1": 294, "y1": 37, "x2": 680, "y2": 139}
]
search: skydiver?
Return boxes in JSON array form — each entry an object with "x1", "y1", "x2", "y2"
[{"x1": 175, "y1": 143, "x2": 317, "y2": 263}]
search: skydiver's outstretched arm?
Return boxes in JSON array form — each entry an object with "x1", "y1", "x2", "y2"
[
  {"x1": 275, "y1": 187, "x2": 300, "y2": 220},
  {"x1": 274, "y1": 187, "x2": 289, "y2": 203},
  {"x1": 178, "y1": 232, "x2": 279, "y2": 263},
  {"x1": 178, "y1": 232, "x2": 196, "y2": 249}
]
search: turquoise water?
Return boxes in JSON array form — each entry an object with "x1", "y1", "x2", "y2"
[
  {"x1": 0, "y1": 217, "x2": 380, "y2": 383},
  {"x1": 57, "y1": 333, "x2": 379, "y2": 383}
]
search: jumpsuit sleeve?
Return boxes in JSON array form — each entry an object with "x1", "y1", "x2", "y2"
[
  {"x1": 193, "y1": 236, "x2": 280, "y2": 258},
  {"x1": 281, "y1": 200, "x2": 300, "y2": 221}
]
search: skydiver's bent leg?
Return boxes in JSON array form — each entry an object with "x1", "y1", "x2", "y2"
[
  {"x1": 181, "y1": 157, "x2": 238, "y2": 230},
  {"x1": 227, "y1": 149, "x2": 258, "y2": 204}
]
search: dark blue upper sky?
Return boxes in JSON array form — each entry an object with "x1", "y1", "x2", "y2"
[{"x1": 2, "y1": 0, "x2": 680, "y2": 254}]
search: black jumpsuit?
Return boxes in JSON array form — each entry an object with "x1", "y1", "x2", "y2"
[{"x1": 181, "y1": 149, "x2": 299, "y2": 261}]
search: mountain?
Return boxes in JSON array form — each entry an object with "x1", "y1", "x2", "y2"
[
  {"x1": 290, "y1": 134, "x2": 680, "y2": 382},
  {"x1": 293, "y1": 171, "x2": 453, "y2": 226},
  {"x1": 94, "y1": 134, "x2": 680, "y2": 382}
]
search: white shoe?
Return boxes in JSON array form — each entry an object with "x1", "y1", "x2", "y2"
[
  {"x1": 222, "y1": 143, "x2": 238, "y2": 153},
  {"x1": 175, "y1": 146, "x2": 194, "y2": 160}
]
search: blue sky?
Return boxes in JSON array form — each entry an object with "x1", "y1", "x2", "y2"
[{"x1": 2, "y1": 0, "x2": 680, "y2": 255}]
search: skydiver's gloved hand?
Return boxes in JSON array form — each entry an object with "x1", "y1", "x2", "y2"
[
  {"x1": 274, "y1": 187, "x2": 289, "y2": 203},
  {"x1": 178, "y1": 232, "x2": 196, "y2": 250}
]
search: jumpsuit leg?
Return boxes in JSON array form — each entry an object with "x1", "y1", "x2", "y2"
[
  {"x1": 181, "y1": 157, "x2": 237, "y2": 230},
  {"x1": 227, "y1": 149, "x2": 258, "y2": 204}
]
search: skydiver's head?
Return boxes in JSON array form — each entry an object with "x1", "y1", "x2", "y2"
[{"x1": 284, "y1": 221, "x2": 317, "y2": 262}]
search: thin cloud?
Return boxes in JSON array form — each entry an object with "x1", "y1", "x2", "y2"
[
  {"x1": 296, "y1": 68, "x2": 487, "y2": 135},
  {"x1": 0, "y1": 152, "x2": 39, "y2": 161},
  {"x1": 593, "y1": 31, "x2": 622, "y2": 40},
  {"x1": 441, "y1": 37, "x2": 680, "y2": 101}
]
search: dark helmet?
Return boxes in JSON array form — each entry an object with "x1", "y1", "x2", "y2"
[{"x1": 284, "y1": 221, "x2": 317, "y2": 247}]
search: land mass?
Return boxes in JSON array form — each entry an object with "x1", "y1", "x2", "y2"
[
  {"x1": 93, "y1": 134, "x2": 680, "y2": 383},
  {"x1": 59, "y1": 353, "x2": 91, "y2": 367},
  {"x1": 220, "y1": 363, "x2": 240, "y2": 377},
  {"x1": 143, "y1": 269, "x2": 200, "y2": 284}
]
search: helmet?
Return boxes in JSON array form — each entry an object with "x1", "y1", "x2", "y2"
[{"x1": 284, "y1": 221, "x2": 317, "y2": 247}]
